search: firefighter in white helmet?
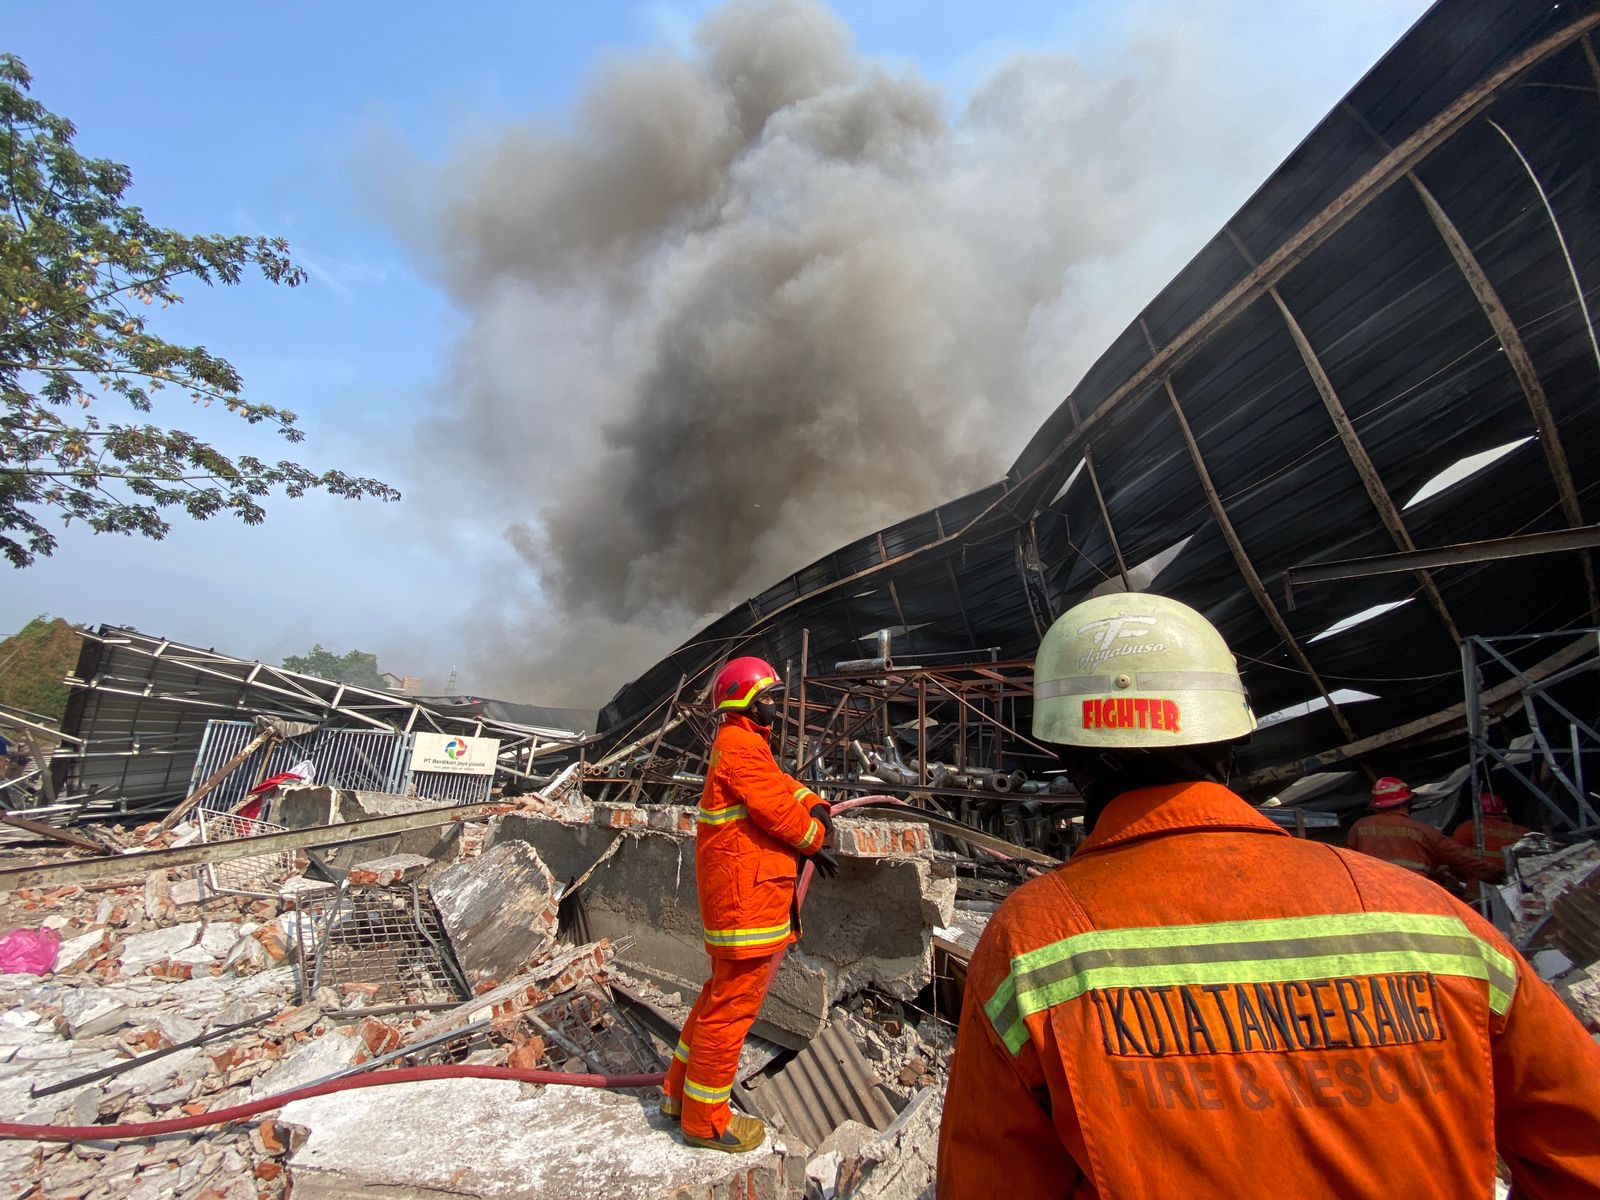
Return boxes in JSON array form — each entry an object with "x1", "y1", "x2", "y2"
[{"x1": 938, "y1": 592, "x2": 1600, "y2": 1199}]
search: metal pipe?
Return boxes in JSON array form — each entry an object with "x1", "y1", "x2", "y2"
[{"x1": 835, "y1": 656, "x2": 893, "y2": 675}]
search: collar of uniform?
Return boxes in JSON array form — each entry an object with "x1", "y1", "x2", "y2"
[
  {"x1": 1074, "y1": 780, "x2": 1286, "y2": 857},
  {"x1": 724, "y1": 713, "x2": 771, "y2": 736}
]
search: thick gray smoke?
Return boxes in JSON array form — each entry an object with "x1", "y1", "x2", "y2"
[{"x1": 421, "y1": 0, "x2": 1424, "y2": 706}]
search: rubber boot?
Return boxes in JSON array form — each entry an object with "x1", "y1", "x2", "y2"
[
  {"x1": 660, "y1": 1094, "x2": 682, "y2": 1121},
  {"x1": 684, "y1": 1113, "x2": 766, "y2": 1154}
]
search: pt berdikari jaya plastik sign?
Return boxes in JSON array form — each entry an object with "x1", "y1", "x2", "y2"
[{"x1": 409, "y1": 733, "x2": 501, "y2": 775}]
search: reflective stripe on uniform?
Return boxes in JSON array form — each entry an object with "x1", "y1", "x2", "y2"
[
  {"x1": 983, "y1": 911, "x2": 1516, "y2": 1055},
  {"x1": 797, "y1": 818, "x2": 822, "y2": 851},
  {"x1": 683, "y1": 1075, "x2": 734, "y2": 1104},
  {"x1": 794, "y1": 786, "x2": 817, "y2": 804},
  {"x1": 704, "y1": 919, "x2": 792, "y2": 949},
  {"x1": 674, "y1": 1038, "x2": 691, "y2": 1064},
  {"x1": 698, "y1": 804, "x2": 748, "y2": 825}
]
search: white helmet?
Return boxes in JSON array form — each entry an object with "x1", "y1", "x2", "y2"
[{"x1": 1033, "y1": 593, "x2": 1256, "y2": 748}]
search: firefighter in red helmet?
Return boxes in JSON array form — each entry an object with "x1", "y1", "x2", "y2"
[
  {"x1": 1347, "y1": 775, "x2": 1500, "y2": 884},
  {"x1": 661, "y1": 655, "x2": 838, "y2": 1153},
  {"x1": 1450, "y1": 792, "x2": 1531, "y2": 862}
]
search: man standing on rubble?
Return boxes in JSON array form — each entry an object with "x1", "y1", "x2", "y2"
[
  {"x1": 1348, "y1": 775, "x2": 1502, "y2": 885},
  {"x1": 937, "y1": 593, "x2": 1600, "y2": 1199},
  {"x1": 662, "y1": 655, "x2": 837, "y2": 1154}
]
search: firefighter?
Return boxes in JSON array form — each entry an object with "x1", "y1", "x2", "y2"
[
  {"x1": 1347, "y1": 776, "x2": 1500, "y2": 884},
  {"x1": 1450, "y1": 791, "x2": 1532, "y2": 859},
  {"x1": 662, "y1": 655, "x2": 838, "y2": 1153},
  {"x1": 937, "y1": 593, "x2": 1600, "y2": 1199}
]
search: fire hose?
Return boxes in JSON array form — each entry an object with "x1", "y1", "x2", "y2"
[{"x1": 0, "y1": 796, "x2": 914, "y2": 1143}]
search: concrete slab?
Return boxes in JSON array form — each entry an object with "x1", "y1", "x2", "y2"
[
  {"x1": 250, "y1": 1027, "x2": 365, "y2": 1099},
  {"x1": 430, "y1": 842, "x2": 559, "y2": 989},
  {"x1": 487, "y1": 812, "x2": 955, "y2": 1044},
  {"x1": 270, "y1": 787, "x2": 462, "y2": 870},
  {"x1": 118, "y1": 922, "x2": 202, "y2": 975},
  {"x1": 60, "y1": 987, "x2": 130, "y2": 1039},
  {"x1": 280, "y1": 1079, "x2": 802, "y2": 1199}
]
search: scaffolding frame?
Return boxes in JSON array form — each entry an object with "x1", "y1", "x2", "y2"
[{"x1": 1463, "y1": 629, "x2": 1600, "y2": 845}]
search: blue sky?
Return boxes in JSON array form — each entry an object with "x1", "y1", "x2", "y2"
[{"x1": 2, "y1": 1, "x2": 1428, "y2": 700}]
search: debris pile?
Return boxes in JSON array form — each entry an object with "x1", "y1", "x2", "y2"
[
  {"x1": 0, "y1": 789, "x2": 992, "y2": 1199},
  {"x1": 1498, "y1": 836, "x2": 1600, "y2": 1034}
]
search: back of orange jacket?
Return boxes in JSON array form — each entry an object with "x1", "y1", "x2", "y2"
[
  {"x1": 937, "y1": 782, "x2": 1600, "y2": 1199},
  {"x1": 696, "y1": 715, "x2": 825, "y2": 960},
  {"x1": 1451, "y1": 814, "x2": 1530, "y2": 855},
  {"x1": 1347, "y1": 809, "x2": 1500, "y2": 881}
]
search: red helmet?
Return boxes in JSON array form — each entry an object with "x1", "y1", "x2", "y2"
[
  {"x1": 1370, "y1": 776, "x2": 1412, "y2": 810},
  {"x1": 711, "y1": 656, "x2": 782, "y2": 714},
  {"x1": 1480, "y1": 792, "x2": 1506, "y2": 816}
]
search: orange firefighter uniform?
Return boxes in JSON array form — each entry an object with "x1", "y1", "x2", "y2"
[
  {"x1": 662, "y1": 713, "x2": 826, "y2": 1139},
  {"x1": 937, "y1": 781, "x2": 1600, "y2": 1199},
  {"x1": 1347, "y1": 809, "x2": 1500, "y2": 882},
  {"x1": 1450, "y1": 813, "x2": 1530, "y2": 856}
]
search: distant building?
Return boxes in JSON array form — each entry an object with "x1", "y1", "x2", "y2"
[{"x1": 378, "y1": 672, "x2": 424, "y2": 697}]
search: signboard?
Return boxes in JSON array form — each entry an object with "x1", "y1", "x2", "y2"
[{"x1": 409, "y1": 733, "x2": 500, "y2": 776}]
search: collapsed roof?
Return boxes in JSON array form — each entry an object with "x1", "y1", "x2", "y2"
[
  {"x1": 598, "y1": 0, "x2": 1600, "y2": 796},
  {"x1": 54, "y1": 627, "x2": 591, "y2": 814}
]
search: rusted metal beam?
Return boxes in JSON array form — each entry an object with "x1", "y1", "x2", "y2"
[
  {"x1": 0, "y1": 798, "x2": 512, "y2": 891},
  {"x1": 0, "y1": 812, "x2": 116, "y2": 854},
  {"x1": 1285, "y1": 525, "x2": 1600, "y2": 601},
  {"x1": 1270, "y1": 289, "x2": 1462, "y2": 646},
  {"x1": 1160, "y1": 376, "x2": 1361, "y2": 742},
  {"x1": 1393, "y1": 163, "x2": 1599, "y2": 621}
]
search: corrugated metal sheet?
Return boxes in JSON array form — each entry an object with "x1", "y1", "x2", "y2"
[
  {"x1": 187, "y1": 720, "x2": 494, "y2": 811},
  {"x1": 746, "y1": 1020, "x2": 897, "y2": 1149}
]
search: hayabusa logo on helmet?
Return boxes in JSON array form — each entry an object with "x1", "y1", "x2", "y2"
[{"x1": 1077, "y1": 614, "x2": 1165, "y2": 671}]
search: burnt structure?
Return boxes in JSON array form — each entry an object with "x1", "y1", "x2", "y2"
[{"x1": 597, "y1": 0, "x2": 1600, "y2": 824}]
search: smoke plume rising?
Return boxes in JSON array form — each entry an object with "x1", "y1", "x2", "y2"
[{"x1": 419, "y1": 0, "x2": 1420, "y2": 707}]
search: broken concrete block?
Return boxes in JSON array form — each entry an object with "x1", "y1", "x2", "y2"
[
  {"x1": 156, "y1": 1012, "x2": 203, "y2": 1046},
  {"x1": 345, "y1": 853, "x2": 432, "y2": 887},
  {"x1": 828, "y1": 817, "x2": 934, "y2": 858},
  {"x1": 837, "y1": 1085, "x2": 943, "y2": 1200},
  {"x1": 250, "y1": 1027, "x2": 365, "y2": 1099},
  {"x1": 221, "y1": 934, "x2": 270, "y2": 977},
  {"x1": 280, "y1": 1078, "x2": 800, "y2": 1199},
  {"x1": 143, "y1": 872, "x2": 174, "y2": 922},
  {"x1": 169, "y1": 876, "x2": 203, "y2": 907},
  {"x1": 197, "y1": 923, "x2": 239, "y2": 958},
  {"x1": 430, "y1": 841, "x2": 559, "y2": 989},
  {"x1": 120, "y1": 1047, "x2": 207, "y2": 1096},
  {"x1": 118, "y1": 923, "x2": 201, "y2": 975},
  {"x1": 60, "y1": 988, "x2": 130, "y2": 1039},
  {"x1": 55, "y1": 929, "x2": 109, "y2": 973},
  {"x1": 270, "y1": 786, "x2": 462, "y2": 870}
]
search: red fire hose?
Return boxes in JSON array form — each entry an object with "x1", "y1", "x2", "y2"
[
  {"x1": 0, "y1": 1064, "x2": 663, "y2": 1143},
  {"x1": 0, "y1": 797, "x2": 916, "y2": 1143}
]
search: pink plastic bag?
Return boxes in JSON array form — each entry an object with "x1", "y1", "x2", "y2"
[{"x1": 0, "y1": 927, "x2": 60, "y2": 975}]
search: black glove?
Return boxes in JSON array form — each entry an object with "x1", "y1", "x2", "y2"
[
  {"x1": 809, "y1": 802, "x2": 835, "y2": 840},
  {"x1": 809, "y1": 849, "x2": 840, "y2": 879}
]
